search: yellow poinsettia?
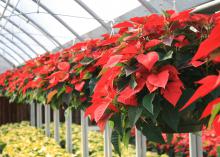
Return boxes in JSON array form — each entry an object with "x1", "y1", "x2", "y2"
[{"x1": 0, "y1": 122, "x2": 168, "y2": 157}]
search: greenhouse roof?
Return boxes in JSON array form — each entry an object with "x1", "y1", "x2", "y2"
[{"x1": 0, "y1": 0, "x2": 217, "y2": 72}]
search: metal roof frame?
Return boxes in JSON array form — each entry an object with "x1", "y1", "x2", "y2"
[
  {"x1": 0, "y1": 24, "x2": 38, "y2": 55},
  {"x1": 0, "y1": 0, "x2": 63, "y2": 49},
  {"x1": 74, "y1": 0, "x2": 110, "y2": 32},
  {"x1": 32, "y1": 0, "x2": 84, "y2": 41},
  {"x1": 3, "y1": 17, "x2": 49, "y2": 52},
  {"x1": 0, "y1": 53, "x2": 15, "y2": 67},
  {"x1": 137, "y1": 0, "x2": 159, "y2": 13},
  {"x1": 0, "y1": 38, "x2": 26, "y2": 61},
  {"x1": 0, "y1": 0, "x2": 9, "y2": 20},
  {"x1": 0, "y1": 34, "x2": 33, "y2": 59},
  {"x1": 192, "y1": 0, "x2": 220, "y2": 14},
  {"x1": 0, "y1": 47, "x2": 21, "y2": 64}
]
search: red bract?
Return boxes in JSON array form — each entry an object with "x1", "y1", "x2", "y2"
[
  {"x1": 47, "y1": 71, "x2": 69, "y2": 89},
  {"x1": 104, "y1": 55, "x2": 123, "y2": 68},
  {"x1": 147, "y1": 70, "x2": 169, "y2": 89},
  {"x1": 161, "y1": 81, "x2": 184, "y2": 106},
  {"x1": 145, "y1": 40, "x2": 162, "y2": 50},
  {"x1": 65, "y1": 86, "x2": 73, "y2": 93},
  {"x1": 118, "y1": 77, "x2": 146, "y2": 106},
  {"x1": 181, "y1": 73, "x2": 220, "y2": 111},
  {"x1": 113, "y1": 21, "x2": 134, "y2": 28},
  {"x1": 85, "y1": 67, "x2": 121, "y2": 127},
  {"x1": 201, "y1": 97, "x2": 220, "y2": 119},
  {"x1": 136, "y1": 51, "x2": 159, "y2": 71},
  {"x1": 57, "y1": 62, "x2": 70, "y2": 72},
  {"x1": 74, "y1": 81, "x2": 85, "y2": 92},
  {"x1": 192, "y1": 23, "x2": 220, "y2": 62},
  {"x1": 213, "y1": 115, "x2": 220, "y2": 135}
]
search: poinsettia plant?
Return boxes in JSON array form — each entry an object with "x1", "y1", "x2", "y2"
[
  {"x1": 84, "y1": 10, "x2": 220, "y2": 153},
  {"x1": 0, "y1": 9, "x2": 220, "y2": 156}
]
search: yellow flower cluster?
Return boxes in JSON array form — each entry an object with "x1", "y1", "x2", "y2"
[
  {"x1": 0, "y1": 122, "x2": 72, "y2": 157},
  {"x1": 0, "y1": 122, "x2": 168, "y2": 157}
]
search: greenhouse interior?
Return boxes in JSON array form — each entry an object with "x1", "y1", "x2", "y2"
[{"x1": 0, "y1": 0, "x2": 220, "y2": 157}]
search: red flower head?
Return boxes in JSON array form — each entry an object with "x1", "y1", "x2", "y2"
[{"x1": 57, "y1": 62, "x2": 70, "y2": 72}]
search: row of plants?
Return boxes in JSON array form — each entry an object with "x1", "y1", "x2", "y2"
[
  {"x1": 0, "y1": 122, "x2": 166, "y2": 157},
  {"x1": 1, "y1": 122, "x2": 220, "y2": 157},
  {"x1": 0, "y1": 9, "x2": 220, "y2": 154},
  {"x1": 0, "y1": 122, "x2": 71, "y2": 157}
]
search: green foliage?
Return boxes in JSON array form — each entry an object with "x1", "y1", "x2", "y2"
[{"x1": 142, "y1": 93, "x2": 155, "y2": 114}]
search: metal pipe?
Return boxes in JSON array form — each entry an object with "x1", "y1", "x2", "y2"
[
  {"x1": 0, "y1": 34, "x2": 33, "y2": 59},
  {"x1": 0, "y1": 0, "x2": 63, "y2": 48},
  {"x1": 0, "y1": 24, "x2": 38, "y2": 55},
  {"x1": 0, "y1": 47, "x2": 21, "y2": 64},
  {"x1": 189, "y1": 132, "x2": 203, "y2": 157},
  {"x1": 81, "y1": 110, "x2": 89, "y2": 157},
  {"x1": 0, "y1": 0, "x2": 10, "y2": 21},
  {"x1": 0, "y1": 39, "x2": 26, "y2": 61},
  {"x1": 0, "y1": 53, "x2": 15, "y2": 67},
  {"x1": 30, "y1": 102, "x2": 36, "y2": 126},
  {"x1": 36, "y1": 104, "x2": 42, "y2": 128},
  {"x1": 137, "y1": 0, "x2": 159, "y2": 13},
  {"x1": 53, "y1": 108, "x2": 60, "y2": 143},
  {"x1": 45, "y1": 105, "x2": 51, "y2": 137},
  {"x1": 191, "y1": 0, "x2": 220, "y2": 14},
  {"x1": 3, "y1": 17, "x2": 49, "y2": 52},
  {"x1": 74, "y1": 0, "x2": 110, "y2": 32},
  {"x1": 32, "y1": 0, "x2": 84, "y2": 41},
  {"x1": 135, "y1": 128, "x2": 146, "y2": 157},
  {"x1": 65, "y1": 109, "x2": 72, "y2": 153},
  {"x1": 104, "y1": 122, "x2": 112, "y2": 157}
]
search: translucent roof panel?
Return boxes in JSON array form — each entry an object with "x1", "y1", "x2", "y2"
[
  {"x1": 0, "y1": 0, "x2": 214, "y2": 72},
  {"x1": 80, "y1": 0, "x2": 140, "y2": 20},
  {"x1": 40, "y1": 0, "x2": 101, "y2": 36},
  {"x1": 16, "y1": 0, "x2": 87, "y2": 45},
  {"x1": 1, "y1": 29, "x2": 36, "y2": 58}
]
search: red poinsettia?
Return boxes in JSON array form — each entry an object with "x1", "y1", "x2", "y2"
[
  {"x1": 181, "y1": 72, "x2": 220, "y2": 110},
  {"x1": 57, "y1": 62, "x2": 70, "y2": 72},
  {"x1": 47, "y1": 71, "x2": 69, "y2": 89}
]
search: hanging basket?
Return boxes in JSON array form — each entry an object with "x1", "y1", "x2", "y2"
[
  {"x1": 161, "y1": 123, "x2": 203, "y2": 133},
  {"x1": 159, "y1": 108, "x2": 204, "y2": 134}
]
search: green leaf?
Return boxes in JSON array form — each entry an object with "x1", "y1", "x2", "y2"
[
  {"x1": 80, "y1": 57, "x2": 94, "y2": 65},
  {"x1": 128, "y1": 107, "x2": 143, "y2": 127},
  {"x1": 122, "y1": 131, "x2": 130, "y2": 148},
  {"x1": 111, "y1": 131, "x2": 121, "y2": 156},
  {"x1": 0, "y1": 141, "x2": 6, "y2": 153},
  {"x1": 89, "y1": 78, "x2": 99, "y2": 94},
  {"x1": 161, "y1": 104, "x2": 180, "y2": 131},
  {"x1": 166, "y1": 134, "x2": 173, "y2": 144},
  {"x1": 208, "y1": 103, "x2": 220, "y2": 128},
  {"x1": 124, "y1": 66, "x2": 136, "y2": 77},
  {"x1": 217, "y1": 145, "x2": 220, "y2": 157},
  {"x1": 57, "y1": 86, "x2": 66, "y2": 98},
  {"x1": 129, "y1": 76, "x2": 137, "y2": 89},
  {"x1": 61, "y1": 93, "x2": 72, "y2": 106},
  {"x1": 111, "y1": 114, "x2": 123, "y2": 134},
  {"x1": 161, "y1": 50, "x2": 173, "y2": 61},
  {"x1": 141, "y1": 122, "x2": 165, "y2": 143},
  {"x1": 142, "y1": 93, "x2": 155, "y2": 114}
]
